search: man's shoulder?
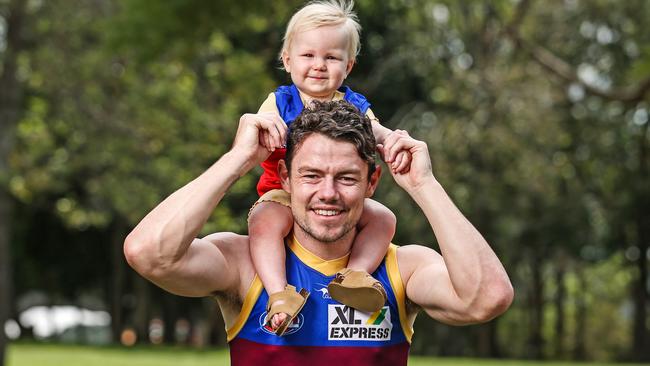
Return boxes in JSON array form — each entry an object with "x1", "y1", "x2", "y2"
[
  {"x1": 203, "y1": 232, "x2": 251, "y2": 266},
  {"x1": 203, "y1": 232, "x2": 255, "y2": 295},
  {"x1": 394, "y1": 244, "x2": 442, "y2": 280},
  {"x1": 394, "y1": 243, "x2": 438, "y2": 257},
  {"x1": 203, "y1": 231, "x2": 249, "y2": 249}
]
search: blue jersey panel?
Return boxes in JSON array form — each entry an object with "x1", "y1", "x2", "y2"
[
  {"x1": 235, "y1": 247, "x2": 408, "y2": 347},
  {"x1": 274, "y1": 84, "x2": 371, "y2": 127}
]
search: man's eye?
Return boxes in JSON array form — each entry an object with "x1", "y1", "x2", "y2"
[{"x1": 339, "y1": 177, "x2": 356, "y2": 184}]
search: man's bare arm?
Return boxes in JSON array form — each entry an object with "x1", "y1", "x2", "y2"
[
  {"x1": 123, "y1": 113, "x2": 286, "y2": 297},
  {"x1": 381, "y1": 131, "x2": 514, "y2": 325}
]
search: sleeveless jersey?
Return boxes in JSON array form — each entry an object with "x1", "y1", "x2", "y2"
[
  {"x1": 227, "y1": 235, "x2": 414, "y2": 366},
  {"x1": 257, "y1": 84, "x2": 372, "y2": 196}
]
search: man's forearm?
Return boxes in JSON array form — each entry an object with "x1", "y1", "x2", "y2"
[
  {"x1": 125, "y1": 150, "x2": 252, "y2": 266},
  {"x1": 407, "y1": 176, "x2": 509, "y2": 302}
]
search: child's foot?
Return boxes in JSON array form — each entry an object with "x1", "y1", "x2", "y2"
[
  {"x1": 269, "y1": 312, "x2": 289, "y2": 331},
  {"x1": 265, "y1": 285, "x2": 310, "y2": 336},
  {"x1": 327, "y1": 268, "x2": 387, "y2": 313}
]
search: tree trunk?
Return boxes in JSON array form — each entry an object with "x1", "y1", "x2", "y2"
[
  {"x1": 527, "y1": 253, "x2": 545, "y2": 359},
  {"x1": 110, "y1": 218, "x2": 128, "y2": 343},
  {"x1": 573, "y1": 267, "x2": 587, "y2": 360},
  {"x1": 0, "y1": 1, "x2": 27, "y2": 365},
  {"x1": 554, "y1": 256, "x2": 566, "y2": 359},
  {"x1": 0, "y1": 192, "x2": 12, "y2": 366},
  {"x1": 132, "y1": 274, "x2": 151, "y2": 343},
  {"x1": 476, "y1": 323, "x2": 490, "y2": 357},
  {"x1": 475, "y1": 319, "x2": 501, "y2": 358},
  {"x1": 162, "y1": 294, "x2": 179, "y2": 344},
  {"x1": 204, "y1": 297, "x2": 225, "y2": 347},
  {"x1": 488, "y1": 319, "x2": 501, "y2": 358},
  {"x1": 632, "y1": 120, "x2": 650, "y2": 362},
  {"x1": 632, "y1": 220, "x2": 649, "y2": 361}
]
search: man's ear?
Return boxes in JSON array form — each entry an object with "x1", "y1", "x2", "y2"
[
  {"x1": 282, "y1": 51, "x2": 291, "y2": 73},
  {"x1": 279, "y1": 160, "x2": 291, "y2": 193},
  {"x1": 365, "y1": 165, "x2": 381, "y2": 198}
]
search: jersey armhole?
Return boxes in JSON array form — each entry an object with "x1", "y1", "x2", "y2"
[
  {"x1": 386, "y1": 244, "x2": 414, "y2": 342},
  {"x1": 226, "y1": 275, "x2": 264, "y2": 341}
]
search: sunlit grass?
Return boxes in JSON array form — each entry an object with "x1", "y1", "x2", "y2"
[
  {"x1": 7, "y1": 343, "x2": 646, "y2": 366},
  {"x1": 7, "y1": 343, "x2": 230, "y2": 366}
]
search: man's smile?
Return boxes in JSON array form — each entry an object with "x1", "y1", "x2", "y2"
[{"x1": 313, "y1": 209, "x2": 341, "y2": 216}]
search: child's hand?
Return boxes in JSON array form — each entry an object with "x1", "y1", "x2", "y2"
[
  {"x1": 381, "y1": 130, "x2": 412, "y2": 174},
  {"x1": 391, "y1": 150, "x2": 411, "y2": 174}
]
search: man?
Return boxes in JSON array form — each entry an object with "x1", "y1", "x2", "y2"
[{"x1": 124, "y1": 101, "x2": 513, "y2": 365}]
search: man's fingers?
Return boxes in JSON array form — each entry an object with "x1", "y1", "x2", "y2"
[
  {"x1": 273, "y1": 114, "x2": 288, "y2": 147},
  {"x1": 273, "y1": 118, "x2": 287, "y2": 148},
  {"x1": 260, "y1": 131, "x2": 272, "y2": 152},
  {"x1": 259, "y1": 131, "x2": 266, "y2": 147},
  {"x1": 265, "y1": 130, "x2": 274, "y2": 152}
]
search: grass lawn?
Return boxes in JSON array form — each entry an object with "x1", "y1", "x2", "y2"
[
  {"x1": 7, "y1": 343, "x2": 646, "y2": 366},
  {"x1": 7, "y1": 343, "x2": 230, "y2": 366}
]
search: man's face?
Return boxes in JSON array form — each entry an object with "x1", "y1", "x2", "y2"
[{"x1": 280, "y1": 134, "x2": 379, "y2": 244}]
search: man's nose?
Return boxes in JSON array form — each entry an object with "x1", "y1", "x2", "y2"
[{"x1": 317, "y1": 177, "x2": 338, "y2": 201}]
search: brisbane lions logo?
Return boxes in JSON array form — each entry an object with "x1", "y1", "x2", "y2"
[{"x1": 259, "y1": 312, "x2": 305, "y2": 336}]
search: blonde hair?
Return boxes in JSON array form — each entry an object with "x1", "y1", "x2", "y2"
[{"x1": 280, "y1": 0, "x2": 361, "y2": 63}]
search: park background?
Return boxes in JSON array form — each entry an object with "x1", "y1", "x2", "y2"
[{"x1": 1, "y1": 0, "x2": 649, "y2": 364}]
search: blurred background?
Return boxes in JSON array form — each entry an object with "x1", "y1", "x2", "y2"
[{"x1": 1, "y1": 0, "x2": 649, "y2": 364}]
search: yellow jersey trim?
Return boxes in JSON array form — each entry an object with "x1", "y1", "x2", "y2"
[
  {"x1": 226, "y1": 275, "x2": 263, "y2": 342},
  {"x1": 287, "y1": 235, "x2": 349, "y2": 276},
  {"x1": 386, "y1": 244, "x2": 414, "y2": 342}
]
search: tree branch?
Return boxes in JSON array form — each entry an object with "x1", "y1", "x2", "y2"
[{"x1": 505, "y1": 0, "x2": 650, "y2": 104}]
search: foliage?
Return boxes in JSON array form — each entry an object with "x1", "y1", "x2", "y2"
[{"x1": 1, "y1": 0, "x2": 649, "y2": 362}]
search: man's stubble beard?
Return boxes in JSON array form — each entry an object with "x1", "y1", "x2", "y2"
[{"x1": 293, "y1": 213, "x2": 357, "y2": 244}]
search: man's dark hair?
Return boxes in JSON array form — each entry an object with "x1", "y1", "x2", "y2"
[{"x1": 285, "y1": 100, "x2": 376, "y2": 179}]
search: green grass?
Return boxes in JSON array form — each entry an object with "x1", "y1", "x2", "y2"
[
  {"x1": 407, "y1": 356, "x2": 646, "y2": 366},
  {"x1": 6, "y1": 343, "x2": 646, "y2": 366},
  {"x1": 7, "y1": 343, "x2": 229, "y2": 366}
]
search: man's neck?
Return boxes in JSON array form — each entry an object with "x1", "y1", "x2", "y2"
[{"x1": 291, "y1": 225, "x2": 356, "y2": 260}]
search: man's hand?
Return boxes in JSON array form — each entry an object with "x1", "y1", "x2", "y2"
[
  {"x1": 379, "y1": 130, "x2": 435, "y2": 192},
  {"x1": 232, "y1": 112, "x2": 287, "y2": 168},
  {"x1": 380, "y1": 130, "x2": 412, "y2": 175},
  {"x1": 382, "y1": 130, "x2": 514, "y2": 325}
]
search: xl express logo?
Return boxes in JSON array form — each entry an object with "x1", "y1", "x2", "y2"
[{"x1": 327, "y1": 304, "x2": 392, "y2": 341}]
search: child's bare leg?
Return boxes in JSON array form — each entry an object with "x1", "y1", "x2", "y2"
[
  {"x1": 328, "y1": 198, "x2": 396, "y2": 312},
  {"x1": 347, "y1": 198, "x2": 396, "y2": 273},
  {"x1": 248, "y1": 201, "x2": 293, "y2": 329}
]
